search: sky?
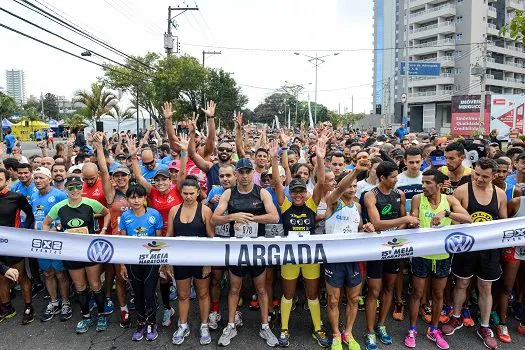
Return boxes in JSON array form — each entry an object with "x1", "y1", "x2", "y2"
[{"x1": 0, "y1": 0, "x2": 374, "y2": 115}]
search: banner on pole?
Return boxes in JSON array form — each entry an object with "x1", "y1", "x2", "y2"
[{"x1": 1, "y1": 218, "x2": 525, "y2": 266}]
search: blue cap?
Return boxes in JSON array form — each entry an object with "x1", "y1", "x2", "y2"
[
  {"x1": 430, "y1": 156, "x2": 446, "y2": 166},
  {"x1": 235, "y1": 158, "x2": 254, "y2": 171}
]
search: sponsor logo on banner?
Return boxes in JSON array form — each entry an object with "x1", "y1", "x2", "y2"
[
  {"x1": 445, "y1": 232, "x2": 475, "y2": 254},
  {"x1": 224, "y1": 243, "x2": 327, "y2": 266},
  {"x1": 502, "y1": 227, "x2": 525, "y2": 243},
  {"x1": 139, "y1": 241, "x2": 169, "y2": 264},
  {"x1": 87, "y1": 239, "x2": 114, "y2": 263},
  {"x1": 0, "y1": 238, "x2": 8, "y2": 244},
  {"x1": 31, "y1": 239, "x2": 62, "y2": 255},
  {"x1": 381, "y1": 237, "x2": 414, "y2": 260}
]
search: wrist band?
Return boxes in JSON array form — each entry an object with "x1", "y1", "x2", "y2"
[
  {"x1": 281, "y1": 147, "x2": 288, "y2": 151},
  {"x1": 180, "y1": 151, "x2": 188, "y2": 156}
]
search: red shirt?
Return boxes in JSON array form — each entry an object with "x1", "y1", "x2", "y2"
[
  {"x1": 82, "y1": 178, "x2": 107, "y2": 233},
  {"x1": 148, "y1": 185, "x2": 182, "y2": 236}
]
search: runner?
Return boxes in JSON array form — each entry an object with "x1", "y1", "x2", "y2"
[
  {"x1": 442, "y1": 157, "x2": 507, "y2": 350},
  {"x1": 51, "y1": 163, "x2": 67, "y2": 191},
  {"x1": 269, "y1": 139, "x2": 330, "y2": 348},
  {"x1": 405, "y1": 169, "x2": 472, "y2": 349},
  {"x1": 324, "y1": 159, "x2": 374, "y2": 350},
  {"x1": 30, "y1": 167, "x2": 70, "y2": 322},
  {"x1": 211, "y1": 157, "x2": 280, "y2": 347},
  {"x1": 166, "y1": 176, "x2": 214, "y2": 346},
  {"x1": 0, "y1": 168, "x2": 35, "y2": 325},
  {"x1": 363, "y1": 161, "x2": 419, "y2": 350},
  {"x1": 118, "y1": 184, "x2": 163, "y2": 342},
  {"x1": 42, "y1": 175, "x2": 111, "y2": 334},
  {"x1": 440, "y1": 142, "x2": 471, "y2": 195}
]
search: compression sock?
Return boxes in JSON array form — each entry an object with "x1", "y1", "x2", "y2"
[
  {"x1": 212, "y1": 301, "x2": 220, "y2": 313},
  {"x1": 280, "y1": 296, "x2": 293, "y2": 330},
  {"x1": 94, "y1": 289, "x2": 105, "y2": 314},
  {"x1": 160, "y1": 283, "x2": 170, "y2": 309},
  {"x1": 308, "y1": 298, "x2": 322, "y2": 331},
  {"x1": 77, "y1": 289, "x2": 90, "y2": 316}
]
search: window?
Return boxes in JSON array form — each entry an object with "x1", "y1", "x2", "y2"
[
  {"x1": 457, "y1": 0, "x2": 463, "y2": 4},
  {"x1": 456, "y1": 33, "x2": 463, "y2": 40},
  {"x1": 456, "y1": 16, "x2": 463, "y2": 23},
  {"x1": 455, "y1": 68, "x2": 463, "y2": 75}
]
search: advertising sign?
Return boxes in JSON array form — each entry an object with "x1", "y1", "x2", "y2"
[
  {"x1": 490, "y1": 94, "x2": 525, "y2": 140},
  {"x1": 400, "y1": 62, "x2": 441, "y2": 76},
  {"x1": 451, "y1": 95, "x2": 491, "y2": 135}
]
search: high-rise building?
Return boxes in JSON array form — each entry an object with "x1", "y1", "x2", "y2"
[
  {"x1": 373, "y1": 0, "x2": 525, "y2": 133},
  {"x1": 5, "y1": 69, "x2": 26, "y2": 105}
]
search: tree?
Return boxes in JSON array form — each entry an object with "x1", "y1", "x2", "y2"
[
  {"x1": 328, "y1": 111, "x2": 365, "y2": 128},
  {"x1": 42, "y1": 93, "x2": 59, "y2": 119},
  {"x1": 253, "y1": 92, "x2": 296, "y2": 125},
  {"x1": 74, "y1": 82, "x2": 117, "y2": 126},
  {"x1": 108, "y1": 105, "x2": 136, "y2": 132},
  {"x1": 501, "y1": 10, "x2": 525, "y2": 42},
  {"x1": 0, "y1": 93, "x2": 18, "y2": 118}
]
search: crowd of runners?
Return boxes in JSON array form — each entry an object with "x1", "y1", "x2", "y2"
[{"x1": 0, "y1": 100, "x2": 524, "y2": 350}]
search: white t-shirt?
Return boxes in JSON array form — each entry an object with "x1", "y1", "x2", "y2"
[
  {"x1": 395, "y1": 171, "x2": 423, "y2": 211},
  {"x1": 356, "y1": 179, "x2": 376, "y2": 201}
]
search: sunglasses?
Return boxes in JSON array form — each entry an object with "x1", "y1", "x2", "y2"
[
  {"x1": 143, "y1": 160, "x2": 155, "y2": 166},
  {"x1": 218, "y1": 147, "x2": 233, "y2": 153},
  {"x1": 66, "y1": 184, "x2": 83, "y2": 191}
]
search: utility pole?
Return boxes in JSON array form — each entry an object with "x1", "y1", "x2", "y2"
[
  {"x1": 135, "y1": 84, "x2": 139, "y2": 137},
  {"x1": 201, "y1": 50, "x2": 221, "y2": 117},
  {"x1": 165, "y1": 5, "x2": 198, "y2": 56},
  {"x1": 404, "y1": 0, "x2": 410, "y2": 130}
]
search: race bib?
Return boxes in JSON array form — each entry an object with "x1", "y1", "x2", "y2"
[
  {"x1": 215, "y1": 223, "x2": 230, "y2": 237},
  {"x1": 514, "y1": 246, "x2": 525, "y2": 260},
  {"x1": 65, "y1": 227, "x2": 89, "y2": 235},
  {"x1": 265, "y1": 224, "x2": 284, "y2": 238},
  {"x1": 234, "y1": 222, "x2": 258, "y2": 238},
  {"x1": 288, "y1": 230, "x2": 310, "y2": 238}
]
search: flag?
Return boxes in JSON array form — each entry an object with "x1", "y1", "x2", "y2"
[
  {"x1": 308, "y1": 94, "x2": 314, "y2": 129},
  {"x1": 288, "y1": 109, "x2": 291, "y2": 129},
  {"x1": 274, "y1": 115, "x2": 280, "y2": 129}
]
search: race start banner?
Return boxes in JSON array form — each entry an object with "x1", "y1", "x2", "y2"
[{"x1": 1, "y1": 217, "x2": 525, "y2": 266}]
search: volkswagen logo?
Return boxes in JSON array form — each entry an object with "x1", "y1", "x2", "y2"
[
  {"x1": 445, "y1": 232, "x2": 475, "y2": 254},
  {"x1": 87, "y1": 239, "x2": 114, "y2": 263}
]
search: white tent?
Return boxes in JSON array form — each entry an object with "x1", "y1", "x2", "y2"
[{"x1": 85, "y1": 114, "x2": 152, "y2": 134}]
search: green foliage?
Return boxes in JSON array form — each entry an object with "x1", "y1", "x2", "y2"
[
  {"x1": 328, "y1": 111, "x2": 365, "y2": 128},
  {"x1": 73, "y1": 82, "x2": 117, "y2": 126},
  {"x1": 0, "y1": 93, "x2": 18, "y2": 118},
  {"x1": 108, "y1": 105, "x2": 136, "y2": 132},
  {"x1": 501, "y1": 10, "x2": 525, "y2": 42},
  {"x1": 42, "y1": 93, "x2": 60, "y2": 119}
]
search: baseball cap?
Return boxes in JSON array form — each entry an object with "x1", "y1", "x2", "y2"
[
  {"x1": 33, "y1": 167, "x2": 51, "y2": 179},
  {"x1": 67, "y1": 164, "x2": 84, "y2": 174},
  {"x1": 65, "y1": 175, "x2": 83, "y2": 186},
  {"x1": 114, "y1": 153, "x2": 127, "y2": 161},
  {"x1": 392, "y1": 149, "x2": 404, "y2": 158},
  {"x1": 153, "y1": 168, "x2": 171, "y2": 179},
  {"x1": 288, "y1": 178, "x2": 307, "y2": 192},
  {"x1": 267, "y1": 165, "x2": 285, "y2": 177},
  {"x1": 429, "y1": 150, "x2": 446, "y2": 166},
  {"x1": 235, "y1": 158, "x2": 254, "y2": 171},
  {"x1": 168, "y1": 159, "x2": 180, "y2": 171},
  {"x1": 112, "y1": 166, "x2": 130, "y2": 176}
]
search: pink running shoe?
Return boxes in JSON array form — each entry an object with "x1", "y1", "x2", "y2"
[
  {"x1": 404, "y1": 329, "x2": 417, "y2": 348},
  {"x1": 427, "y1": 328, "x2": 449, "y2": 349}
]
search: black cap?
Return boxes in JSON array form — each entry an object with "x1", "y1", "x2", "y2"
[
  {"x1": 154, "y1": 168, "x2": 171, "y2": 179},
  {"x1": 65, "y1": 175, "x2": 83, "y2": 186},
  {"x1": 235, "y1": 158, "x2": 254, "y2": 171},
  {"x1": 288, "y1": 178, "x2": 307, "y2": 191},
  {"x1": 392, "y1": 149, "x2": 404, "y2": 158}
]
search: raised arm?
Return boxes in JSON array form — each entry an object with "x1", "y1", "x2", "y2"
[
  {"x1": 93, "y1": 132, "x2": 115, "y2": 204},
  {"x1": 234, "y1": 112, "x2": 246, "y2": 159},
  {"x1": 162, "y1": 101, "x2": 182, "y2": 153},
  {"x1": 325, "y1": 159, "x2": 368, "y2": 207},
  {"x1": 201, "y1": 100, "x2": 216, "y2": 158},
  {"x1": 126, "y1": 137, "x2": 152, "y2": 193},
  {"x1": 279, "y1": 130, "x2": 292, "y2": 184},
  {"x1": 312, "y1": 140, "x2": 326, "y2": 205},
  {"x1": 269, "y1": 139, "x2": 285, "y2": 205},
  {"x1": 175, "y1": 134, "x2": 189, "y2": 191},
  {"x1": 188, "y1": 113, "x2": 212, "y2": 172}
]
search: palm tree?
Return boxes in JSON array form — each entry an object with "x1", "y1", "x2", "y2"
[
  {"x1": 74, "y1": 82, "x2": 117, "y2": 127},
  {"x1": 108, "y1": 105, "x2": 136, "y2": 132}
]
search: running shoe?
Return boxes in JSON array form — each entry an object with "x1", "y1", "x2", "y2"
[
  {"x1": 76, "y1": 317, "x2": 93, "y2": 334},
  {"x1": 40, "y1": 302, "x2": 60, "y2": 322},
  {"x1": 374, "y1": 325, "x2": 392, "y2": 344},
  {"x1": 512, "y1": 302, "x2": 524, "y2": 321},
  {"x1": 200, "y1": 324, "x2": 212, "y2": 345},
  {"x1": 128, "y1": 297, "x2": 135, "y2": 311},
  {"x1": 278, "y1": 329, "x2": 290, "y2": 347},
  {"x1": 495, "y1": 324, "x2": 511, "y2": 343},
  {"x1": 132, "y1": 323, "x2": 146, "y2": 341},
  {"x1": 96, "y1": 315, "x2": 108, "y2": 332},
  {"x1": 119, "y1": 309, "x2": 130, "y2": 328},
  {"x1": 60, "y1": 302, "x2": 72, "y2": 321},
  {"x1": 162, "y1": 307, "x2": 175, "y2": 327},
  {"x1": 365, "y1": 333, "x2": 379, "y2": 350},
  {"x1": 169, "y1": 284, "x2": 178, "y2": 301},
  {"x1": 442, "y1": 315, "x2": 463, "y2": 335},
  {"x1": 341, "y1": 333, "x2": 360, "y2": 349},
  {"x1": 320, "y1": 291, "x2": 328, "y2": 308},
  {"x1": 234, "y1": 311, "x2": 243, "y2": 327},
  {"x1": 249, "y1": 294, "x2": 260, "y2": 310},
  {"x1": 358, "y1": 296, "x2": 365, "y2": 311},
  {"x1": 462, "y1": 307, "x2": 475, "y2": 327},
  {"x1": 426, "y1": 328, "x2": 449, "y2": 349},
  {"x1": 22, "y1": 305, "x2": 35, "y2": 325},
  {"x1": 0, "y1": 303, "x2": 16, "y2": 323},
  {"x1": 442, "y1": 305, "x2": 454, "y2": 317},
  {"x1": 477, "y1": 326, "x2": 498, "y2": 349},
  {"x1": 259, "y1": 326, "x2": 279, "y2": 347},
  {"x1": 404, "y1": 329, "x2": 417, "y2": 348},
  {"x1": 331, "y1": 336, "x2": 342, "y2": 350},
  {"x1": 31, "y1": 282, "x2": 45, "y2": 297},
  {"x1": 392, "y1": 302, "x2": 404, "y2": 321},
  {"x1": 490, "y1": 310, "x2": 501, "y2": 327},
  {"x1": 518, "y1": 322, "x2": 525, "y2": 336},
  {"x1": 208, "y1": 311, "x2": 221, "y2": 330},
  {"x1": 189, "y1": 285, "x2": 196, "y2": 300},
  {"x1": 312, "y1": 329, "x2": 330, "y2": 348},
  {"x1": 419, "y1": 304, "x2": 432, "y2": 323},
  {"x1": 146, "y1": 324, "x2": 158, "y2": 341},
  {"x1": 218, "y1": 324, "x2": 237, "y2": 346},
  {"x1": 172, "y1": 325, "x2": 190, "y2": 345},
  {"x1": 439, "y1": 309, "x2": 450, "y2": 324},
  {"x1": 103, "y1": 298, "x2": 114, "y2": 315}
]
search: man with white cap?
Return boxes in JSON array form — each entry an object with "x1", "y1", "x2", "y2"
[{"x1": 30, "y1": 167, "x2": 70, "y2": 322}]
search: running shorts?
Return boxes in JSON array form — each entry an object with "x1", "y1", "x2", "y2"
[
  {"x1": 324, "y1": 262, "x2": 361, "y2": 288},
  {"x1": 174, "y1": 266, "x2": 210, "y2": 280},
  {"x1": 281, "y1": 264, "x2": 320, "y2": 280},
  {"x1": 410, "y1": 257, "x2": 450, "y2": 279},
  {"x1": 38, "y1": 258, "x2": 65, "y2": 272},
  {"x1": 501, "y1": 247, "x2": 520, "y2": 263},
  {"x1": 452, "y1": 249, "x2": 502, "y2": 281},
  {"x1": 366, "y1": 259, "x2": 400, "y2": 279},
  {"x1": 229, "y1": 266, "x2": 265, "y2": 278},
  {"x1": 63, "y1": 260, "x2": 98, "y2": 270}
]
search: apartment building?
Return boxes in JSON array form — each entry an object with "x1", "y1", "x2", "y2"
[
  {"x1": 373, "y1": 0, "x2": 525, "y2": 133},
  {"x1": 5, "y1": 69, "x2": 26, "y2": 105}
]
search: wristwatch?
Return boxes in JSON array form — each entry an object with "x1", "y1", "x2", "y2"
[{"x1": 444, "y1": 210, "x2": 451, "y2": 218}]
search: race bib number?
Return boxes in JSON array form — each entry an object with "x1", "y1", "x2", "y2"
[
  {"x1": 215, "y1": 223, "x2": 230, "y2": 237},
  {"x1": 514, "y1": 247, "x2": 525, "y2": 260},
  {"x1": 265, "y1": 224, "x2": 284, "y2": 238},
  {"x1": 65, "y1": 227, "x2": 89, "y2": 235},
  {"x1": 234, "y1": 222, "x2": 258, "y2": 238},
  {"x1": 287, "y1": 230, "x2": 310, "y2": 238}
]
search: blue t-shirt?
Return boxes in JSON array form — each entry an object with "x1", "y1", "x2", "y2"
[
  {"x1": 265, "y1": 187, "x2": 283, "y2": 224},
  {"x1": 205, "y1": 186, "x2": 225, "y2": 210},
  {"x1": 30, "y1": 187, "x2": 67, "y2": 230},
  {"x1": 108, "y1": 161, "x2": 121, "y2": 173},
  {"x1": 35, "y1": 131, "x2": 42, "y2": 140},
  {"x1": 118, "y1": 207, "x2": 163, "y2": 237},
  {"x1": 140, "y1": 163, "x2": 168, "y2": 183},
  {"x1": 12, "y1": 180, "x2": 38, "y2": 226},
  {"x1": 4, "y1": 134, "x2": 15, "y2": 149},
  {"x1": 506, "y1": 174, "x2": 517, "y2": 187},
  {"x1": 161, "y1": 156, "x2": 173, "y2": 165}
]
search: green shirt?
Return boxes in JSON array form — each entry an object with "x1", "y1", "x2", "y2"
[
  {"x1": 48, "y1": 197, "x2": 104, "y2": 235},
  {"x1": 418, "y1": 194, "x2": 451, "y2": 260}
]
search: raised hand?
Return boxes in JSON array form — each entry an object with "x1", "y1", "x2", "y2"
[
  {"x1": 67, "y1": 134, "x2": 76, "y2": 148},
  {"x1": 355, "y1": 158, "x2": 371, "y2": 173},
  {"x1": 316, "y1": 139, "x2": 326, "y2": 159},
  {"x1": 234, "y1": 111, "x2": 243, "y2": 128},
  {"x1": 92, "y1": 132, "x2": 103, "y2": 147},
  {"x1": 162, "y1": 101, "x2": 174, "y2": 120},
  {"x1": 201, "y1": 100, "x2": 216, "y2": 118},
  {"x1": 269, "y1": 139, "x2": 279, "y2": 158},
  {"x1": 188, "y1": 112, "x2": 198, "y2": 133},
  {"x1": 175, "y1": 133, "x2": 189, "y2": 151},
  {"x1": 126, "y1": 136, "x2": 138, "y2": 156},
  {"x1": 279, "y1": 129, "x2": 290, "y2": 146}
]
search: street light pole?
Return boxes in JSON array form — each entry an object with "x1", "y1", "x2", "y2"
[{"x1": 314, "y1": 53, "x2": 318, "y2": 124}]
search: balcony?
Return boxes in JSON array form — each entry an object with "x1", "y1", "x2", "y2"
[
  {"x1": 417, "y1": 56, "x2": 456, "y2": 67},
  {"x1": 487, "y1": 58, "x2": 525, "y2": 74},
  {"x1": 488, "y1": 6, "x2": 497, "y2": 18},
  {"x1": 408, "y1": 89, "x2": 453, "y2": 103},
  {"x1": 487, "y1": 41, "x2": 525, "y2": 59},
  {"x1": 488, "y1": 23, "x2": 500, "y2": 36},
  {"x1": 410, "y1": 3, "x2": 456, "y2": 23},
  {"x1": 410, "y1": 21, "x2": 456, "y2": 40},
  {"x1": 411, "y1": 38, "x2": 455, "y2": 56},
  {"x1": 507, "y1": 0, "x2": 525, "y2": 11},
  {"x1": 409, "y1": 73, "x2": 455, "y2": 87}
]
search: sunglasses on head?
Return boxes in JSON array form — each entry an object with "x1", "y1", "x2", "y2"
[
  {"x1": 66, "y1": 184, "x2": 83, "y2": 191},
  {"x1": 218, "y1": 147, "x2": 233, "y2": 153}
]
